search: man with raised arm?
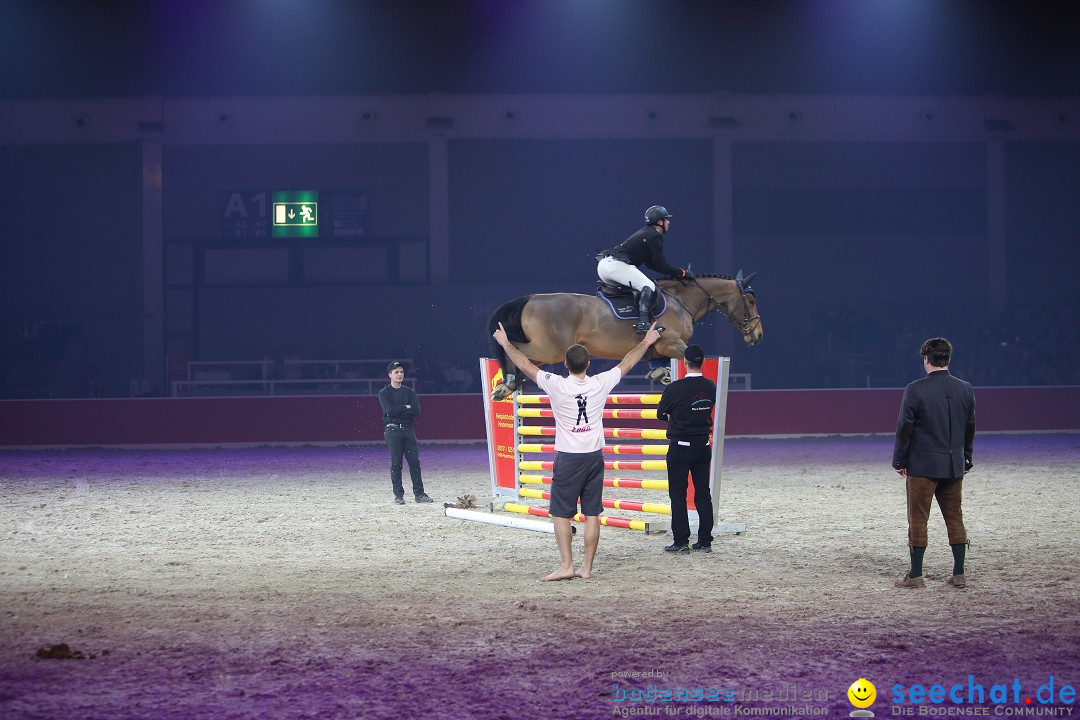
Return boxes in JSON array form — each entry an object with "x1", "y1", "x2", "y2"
[{"x1": 492, "y1": 322, "x2": 662, "y2": 581}]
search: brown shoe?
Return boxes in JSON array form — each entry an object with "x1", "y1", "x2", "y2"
[
  {"x1": 894, "y1": 574, "x2": 926, "y2": 589},
  {"x1": 946, "y1": 574, "x2": 966, "y2": 588}
]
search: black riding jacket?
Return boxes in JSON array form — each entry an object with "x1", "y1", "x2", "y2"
[{"x1": 605, "y1": 225, "x2": 684, "y2": 278}]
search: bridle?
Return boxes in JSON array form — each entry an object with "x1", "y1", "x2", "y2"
[{"x1": 666, "y1": 275, "x2": 761, "y2": 335}]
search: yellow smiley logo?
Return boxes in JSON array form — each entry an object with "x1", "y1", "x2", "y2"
[{"x1": 848, "y1": 678, "x2": 877, "y2": 708}]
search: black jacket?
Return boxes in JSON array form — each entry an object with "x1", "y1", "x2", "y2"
[
  {"x1": 605, "y1": 225, "x2": 683, "y2": 278},
  {"x1": 379, "y1": 384, "x2": 421, "y2": 426},
  {"x1": 656, "y1": 375, "x2": 716, "y2": 439},
  {"x1": 892, "y1": 370, "x2": 976, "y2": 479}
]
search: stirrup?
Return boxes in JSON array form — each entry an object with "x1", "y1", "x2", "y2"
[{"x1": 634, "y1": 319, "x2": 651, "y2": 334}]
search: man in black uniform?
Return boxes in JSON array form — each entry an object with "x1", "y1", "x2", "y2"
[
  {"x1": 378, "y1": 361, "x2": 434, "y2": 505},
  {"x1": 597, "y1": 205, "x2": 694, "y2": 334},
  {"x1": 655, "y1": 345, "x2": 716, "y2": 554},
  {"x1": 892, "y1": 337, "x2": 975, "y2": 589}
]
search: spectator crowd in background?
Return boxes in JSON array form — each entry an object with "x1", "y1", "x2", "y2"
[
  {"x1": 0, "y1": 320, "x2": 98, "y2": 399},
  {"x1": 812, "y1": 305, "x2": 1080, "y2": 388},
  {"x1": 2, "y1": 306, "x2": 1077, "y2": 399}
]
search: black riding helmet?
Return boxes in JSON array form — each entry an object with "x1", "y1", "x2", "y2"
[{"x1": 644, "y1": 205, "x2": 673, "y2": 226}]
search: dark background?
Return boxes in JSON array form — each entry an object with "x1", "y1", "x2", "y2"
[
  {"x1": 4, "y1": 1, "x2": 1079, "y2": 99},
  {"x1": 2, "y1": 0, "x2": 1078, "y2": 398}
]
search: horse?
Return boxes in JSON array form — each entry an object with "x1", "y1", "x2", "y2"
[{"x1": 487, "y1": 270, "x2": 763, "y2": 399}]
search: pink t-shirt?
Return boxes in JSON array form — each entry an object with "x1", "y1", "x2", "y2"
[{"x1": 535, "y1": 367, "x2": 623, "y2": 453}]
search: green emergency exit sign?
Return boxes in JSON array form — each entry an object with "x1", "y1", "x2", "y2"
[{"x1": 272, "y1": 191, "x2": 318, "y2": 237}]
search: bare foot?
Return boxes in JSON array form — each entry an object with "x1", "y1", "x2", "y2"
[
  {"x1": 540, "y1": 568, "x2": 577, "y2": 582},
  {"x1": 575, "y1": 568, "x2": 593, "y2": 579}
]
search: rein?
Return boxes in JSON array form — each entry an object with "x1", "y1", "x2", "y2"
[{"x1": 665, "y1": 277, "x2": 760, "y2": 333}]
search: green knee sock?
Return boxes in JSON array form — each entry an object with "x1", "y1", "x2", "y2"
[
  {"x1": 910, "y1": 546, "x2": 926, "y2": 577},
  {"x1": 951, "y1": 543, "x2": 966, "y2": 576}
]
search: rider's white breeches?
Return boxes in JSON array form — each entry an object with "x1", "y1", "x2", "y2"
[{"x1": 597, "y1": 257, "x2": 655, "y2": 292}]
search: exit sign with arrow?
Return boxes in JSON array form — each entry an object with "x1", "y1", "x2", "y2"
[{"x1": 272, "y1": 191, "x2": 319, "y2": 237}]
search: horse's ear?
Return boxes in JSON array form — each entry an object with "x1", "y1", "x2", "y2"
[{"x1": 735, "y1": 269, "x2": 757, "y2": 293}]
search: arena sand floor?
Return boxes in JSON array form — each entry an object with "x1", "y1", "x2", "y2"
[{"x1": 1, "y1": 434, "x2": 1078, "y2": 719}]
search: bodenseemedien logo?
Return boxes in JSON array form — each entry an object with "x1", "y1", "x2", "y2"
[{"x1": 849, "y1": 678, "x2": 877, "y2": 717}]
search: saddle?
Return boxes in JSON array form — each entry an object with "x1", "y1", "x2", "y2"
[{"x1": 595, "y1": 281, "x2": 667, "y2": 321}]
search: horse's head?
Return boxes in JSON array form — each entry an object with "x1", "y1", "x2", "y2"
[
  {"x1": 679, "y1": 271, "x2": 763, "y2": 346},
  {"x1": 731, "y1": 270, "x2": 763, "y2": 346}
]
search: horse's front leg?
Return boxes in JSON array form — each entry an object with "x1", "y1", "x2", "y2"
[
  {"x1": 645, "y1": 337, "x2": 688, "y2": 385},
  {"x1": 645, "y1": 363, "x2": 671, "y2": 385},
  {"x1": 652, "y1": 336, "x2": 688, "y2": 363}
]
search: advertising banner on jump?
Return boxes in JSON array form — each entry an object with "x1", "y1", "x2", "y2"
[{"x1": 479, "y1": 358, "x2": 518, "y2": 496}]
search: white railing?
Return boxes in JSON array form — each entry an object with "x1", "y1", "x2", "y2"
[
  {"x1": 729, "y1": 373, "x2": 752, "y2": 390},
  {"x1": 171, "y1": 377, "x2": 415, "y2": 397},
  {"x1": 172, "y1": 358, "x2": 414, "y2": 397},
  {"x1": 170, "y1": 359, "x2": 748, "y2": 396}
]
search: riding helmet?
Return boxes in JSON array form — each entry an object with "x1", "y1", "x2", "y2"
[{"x1": 644, "y1": 205, "x2": 673, "y2": 225}]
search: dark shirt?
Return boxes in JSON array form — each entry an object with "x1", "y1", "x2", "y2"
[
  {"x1": 656, "y1": 374, "x2": 716, "y2": 439},
  {"x1": 379, "y1": 384, "x2": 421, "y2": 426},
  {"x1": 606, "y1": 225, "x2": 684, "y2": 278}
]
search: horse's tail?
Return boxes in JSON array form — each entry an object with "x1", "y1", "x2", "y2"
[{"x1": 487, "y1": 296, "x2": 532, "y2": 369}]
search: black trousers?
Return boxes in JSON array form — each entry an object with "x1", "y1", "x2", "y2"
[
  {"x1": 385, "y1": 427, "x2": 425, "y2": 497},
  {"x1": 667, "y1": 437, "x2": 714, "y2": 546}
]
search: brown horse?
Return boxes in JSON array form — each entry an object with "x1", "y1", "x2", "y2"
[{"x1": 487, "y1": 271, "x2": 763, "y2": 399}]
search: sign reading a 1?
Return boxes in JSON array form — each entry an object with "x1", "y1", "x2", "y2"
[
  {"x1": 272, "y1": 190, "x2": 319, "y2": 238},
  {"x1": 222, "y1": 191, "x2": 270, "y2": 239}
]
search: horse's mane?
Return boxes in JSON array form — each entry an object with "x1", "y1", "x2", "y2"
[{"x1": 658, "y1": 273, "x2": 733, "y2": 281}]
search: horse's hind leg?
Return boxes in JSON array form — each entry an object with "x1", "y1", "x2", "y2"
[
  {"x1": 504, "y1": 356, "x2": 521, "y2": 391},
  {"x1": 517, "y1": 301, "x2": 580, "y2": 366},
  {"x1": 491, "y1": 355, "x2": 520, "y2": 400}
]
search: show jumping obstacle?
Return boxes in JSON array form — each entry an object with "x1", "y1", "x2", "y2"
[
  {"x1": 476, "y1": 356, "x2": 745, "y2": 536},
  {"x1": 444, "y1": 506, "x2": 576, "y2": 535}
]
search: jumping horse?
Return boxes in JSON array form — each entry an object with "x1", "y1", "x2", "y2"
[{"x1": 487, "y1": 271, "x2": 763, "y2": 399}]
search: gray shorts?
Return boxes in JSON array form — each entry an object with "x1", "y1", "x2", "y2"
[{"x1": 549, "y1": 450, "x2": 604, "y2": 518}]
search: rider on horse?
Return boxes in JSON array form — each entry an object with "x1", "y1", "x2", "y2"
[{"x1": 597, "y1": 205, "x2": 694, "y2": 334}]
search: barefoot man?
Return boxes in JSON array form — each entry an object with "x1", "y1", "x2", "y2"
[{"x1": 493, "y1": 321, "x2": 661, "y2": 581}]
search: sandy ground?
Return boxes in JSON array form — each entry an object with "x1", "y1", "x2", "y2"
[{"x1": 1, "y1": 434, "x2": 1078, "y2": 720}]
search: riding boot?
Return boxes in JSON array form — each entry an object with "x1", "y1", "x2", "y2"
[{"x1": 634, "y1": 287, "x2": 655, "y2": 334}]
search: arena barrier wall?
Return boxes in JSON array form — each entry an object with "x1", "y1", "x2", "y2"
[
  {"x1": 1, "y1": 386, "x2": 1077, "y2": 447},
  {"x1": 0, "y1": 395, "x2": 484, "y2": 447}
]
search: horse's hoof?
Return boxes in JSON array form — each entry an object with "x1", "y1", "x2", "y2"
[
  {"x1": 645, "y1": 367, "x2": 671, "y2": 384},
  {"x1": 492, "y1": 383, "x2": 512, "y2": 401}
]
